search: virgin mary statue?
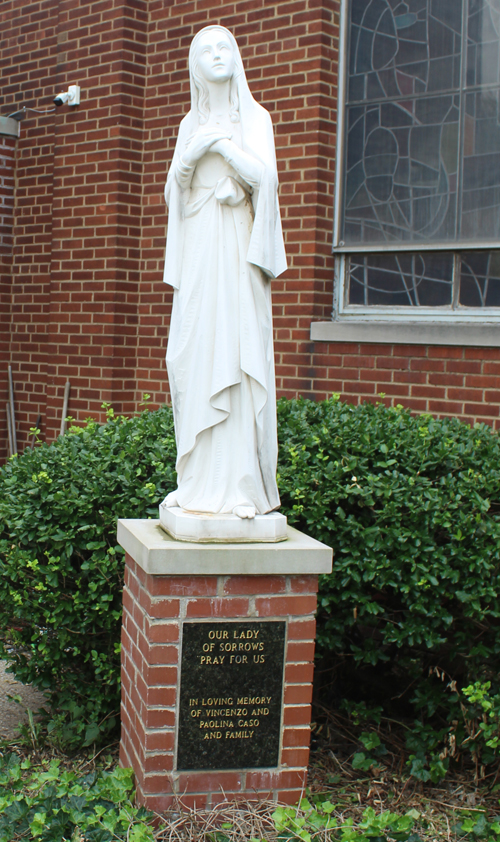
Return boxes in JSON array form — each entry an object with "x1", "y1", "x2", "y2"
[{"x1": 161, "y1": 25, "x2": 287, "y2": 522}]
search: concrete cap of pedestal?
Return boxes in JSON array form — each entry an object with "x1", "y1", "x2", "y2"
[{"x1": 117, "y1": 519, "x2": 333, "y2": 576}]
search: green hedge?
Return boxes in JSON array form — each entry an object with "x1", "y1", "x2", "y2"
[
  {"x1": 1, "y1": 398, "x2": 500, "y2": 769},
  {"x1": 278, "y1": 398, "x2": 500, "y2": 666},
  {"x1": 0, "y1": 406, "x2": 176, "y2": 747},
  {"x1": 277, "y1": 398, "x2": 500, "y2": 778}
]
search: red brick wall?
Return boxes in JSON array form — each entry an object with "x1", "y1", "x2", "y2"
[
  {"x1": 310, "y1": 343, "x2": 500, "y2": 431},
  {"x1": 45, "y1": 0, "x2": 148, "y2": 437},
  {"x1": 1, "y1": 0, "x2": 58, "y2": 456},
  {"x1": 2, "y1": 0, "x2": 500, "y2": 456},
  {"x1": 1, "y1": 0, "x2": 150, "y2": 449}
]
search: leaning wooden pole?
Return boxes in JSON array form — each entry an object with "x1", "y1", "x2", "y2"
[
  {"x1": 7, "y1": 366, "x2": 17, "y2": 455},
  {"x1": 60, "y1": 380, "x2": 71, "y2": 437},
  {"x1": 6, "y1": 400, "x2": 14, "y2": 457}
]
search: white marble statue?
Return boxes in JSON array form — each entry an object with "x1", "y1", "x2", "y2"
[{"x1": 161, "y1": 25, "x2": 287, "y2": 530}]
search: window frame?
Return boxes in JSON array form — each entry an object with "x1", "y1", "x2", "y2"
[{"x1": 332, "y1": 0, "x2": 500, "y2": 324}]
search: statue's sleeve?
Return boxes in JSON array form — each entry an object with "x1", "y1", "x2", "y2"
[
  {"x1": 163, "y1": 118, "x2": 191, "y2": 288},
  {"x1": 245, "y1": 110, "x2": 287, "y2": 280}
]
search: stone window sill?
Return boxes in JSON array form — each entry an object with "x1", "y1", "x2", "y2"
[{"x1": 310, "y1": 320, "x2": 500, "y2": 347}]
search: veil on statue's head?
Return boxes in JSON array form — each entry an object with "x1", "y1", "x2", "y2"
[{"x1": 188, "y1": 25, "x2": 265, "y2": 146}]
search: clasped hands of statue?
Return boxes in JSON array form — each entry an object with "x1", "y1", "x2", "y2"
[
  {"x1": 181, "y1": 126, "x2": 235, "y2": 169},
  {"x1": 179, "y1": 124, "x2": 262, "y2": 190}
]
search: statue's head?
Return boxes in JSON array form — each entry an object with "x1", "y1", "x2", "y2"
[{"x1": 190, "y1": 25, "x2": 240, "y2": 124}]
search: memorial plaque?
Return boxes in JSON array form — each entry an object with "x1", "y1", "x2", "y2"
[{"x1": 176, "y1": 620, "x2": 286, "y2": 771}]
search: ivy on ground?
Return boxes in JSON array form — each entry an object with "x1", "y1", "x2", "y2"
[{"x1": 0, "y1": 753, "x2": 155, "y2": 842}]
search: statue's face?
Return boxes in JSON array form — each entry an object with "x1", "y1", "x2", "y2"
[{"x1": 196, "y1": 29, "x2": 235, "y2": 84}]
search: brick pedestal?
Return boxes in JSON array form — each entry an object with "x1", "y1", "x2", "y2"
[{"x1": 117, "y1": 519, "x2": 332, "y2": 812}]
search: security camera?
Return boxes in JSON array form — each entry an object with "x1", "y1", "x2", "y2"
[
  {"x1": 53, "y1": 92, "x2": 69, "y2": 106},
  {"x1": 53, "y1": 85, "x2": 80, "y2": 107}
]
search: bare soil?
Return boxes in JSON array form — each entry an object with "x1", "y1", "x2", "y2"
[{"x1": 0, "y1": 660, "x2": 46, "y2": 740}]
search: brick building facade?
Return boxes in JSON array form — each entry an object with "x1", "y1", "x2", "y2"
[{"x1": 1, "y1": 0, "x2": 499, "y2": 462}]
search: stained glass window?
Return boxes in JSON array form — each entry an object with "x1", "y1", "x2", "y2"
[
  {"x1": 339, "y1": 0, "x2": 500, "y2": 312},
  {"x1": 460, "y1": 251, "x2": 500, "y2": 305},
  {"x1": 348, "y1": 252, "x2": 454, "y2": 306}
]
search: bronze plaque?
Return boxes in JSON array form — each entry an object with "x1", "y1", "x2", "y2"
[{"x1": 176, "y1": 620, "x2": 286, "y2": 771}]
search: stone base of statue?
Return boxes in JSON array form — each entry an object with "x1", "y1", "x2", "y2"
[
  {"x1": 117, "y1": 517, "x2": 333, "y2": 812},
  {"x1": 159, "y1": 503, "x2": 288, "y2": 543}
]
